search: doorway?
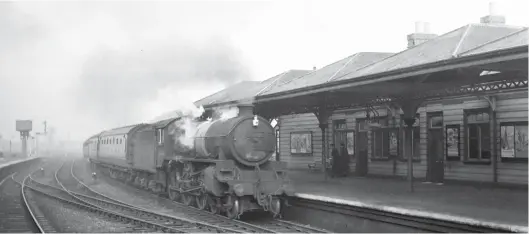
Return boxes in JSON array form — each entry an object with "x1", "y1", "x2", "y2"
[
  {"x1": 427, "y1": 114, "x2": 444, "y2": 183},
  {"x1": 356, "y1": 131, "x2": 368, "y2": 176}
]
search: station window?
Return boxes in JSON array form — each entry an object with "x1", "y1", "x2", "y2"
[
  {"x1": 465, "y1": 109, "x2": 490, "y2": 160},
  {"x1": 371, "y1": 129, "x2": 390, "y2": 159},
  {"x1": 500, "y1": 122, "x2": 528, "y2": 162}
]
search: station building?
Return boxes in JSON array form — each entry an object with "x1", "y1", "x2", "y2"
[{"x1": 195, "y1": 11, "x2": 528, "y2": 186}]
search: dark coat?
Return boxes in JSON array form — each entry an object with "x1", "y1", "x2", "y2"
[{"x1": 331, "y1": 148, "x2": 340, "y2": 175}]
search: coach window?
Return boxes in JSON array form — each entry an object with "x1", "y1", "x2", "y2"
[
  {"x1": 500, "y1": 122, "x2": 528, "y2": 163},
  {"x1": 465, "y1": 109, "x2": 491, "y2": 161}
]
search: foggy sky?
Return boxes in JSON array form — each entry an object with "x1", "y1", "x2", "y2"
[{"x1": 0, "y1": 0, "x2": 527, "y2": 144}]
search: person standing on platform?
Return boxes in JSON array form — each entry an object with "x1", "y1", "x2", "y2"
[
  {"x1": 339, "y1": 143, "x2": 349, "y2": 177},
  {"x1": 330, "y1": 144, "x2": 340, "y2": 177}
]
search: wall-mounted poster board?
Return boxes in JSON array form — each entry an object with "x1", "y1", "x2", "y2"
[
  {"x1": 346, "y1": 131, "x2": 354, "y2": 156},
  {"x1": 290, "y1": 131, "x2": 312, "y2": 154}
]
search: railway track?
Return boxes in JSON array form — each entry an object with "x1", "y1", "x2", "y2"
[
  {"x1": 56, "y1": 160, "x2": 249, "y2": 233},
  {"x1": 0, "y1": 171, "x2": 48, "y2": 233},
  {"x1": 287, "y1": 197, "x2": 515, "y2": 233},
  {"x1": 78, "y1": 159, "x2": 327, "y2": 233}
]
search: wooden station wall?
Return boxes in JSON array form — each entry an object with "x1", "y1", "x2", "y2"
[{"x1": 277, "y1": 90, "x2": 528, "y2": 185}]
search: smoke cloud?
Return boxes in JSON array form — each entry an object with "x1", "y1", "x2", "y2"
[{"x1": 74, "y1": 37, "x2": 249, "y2": 129}]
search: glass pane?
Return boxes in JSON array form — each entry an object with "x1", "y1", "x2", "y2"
[
  {"x1": 383, "y1": 131, "x2": 390, "y2": 156},
  {"x1": 446, "y1": 126, "x2": 459, "y2": 157},
  {"x1": 468, "y1": 125, "x2": 479, "y2": 159},
  {"x1": 430, "y1": 116, "x2": 443, "y2": 128},
  {"x1": 413, "y1": 128, "x2": 420, "y2": 159},
  {"x1": 501, "y1": 125, "x2": 515, "y2": 158},
  {"x1": 389, "y1": 130, "x2": 398, "y2": 156},
  {"x1": 483, "y1": 112, "x2": 489, "y2": 122},
  {"x1": 514, "y1": 125, "x2": 528, "y2": 158}
]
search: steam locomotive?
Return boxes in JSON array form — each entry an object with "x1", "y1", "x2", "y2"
[{"x1": 83, "y1": 105, "x2": 294, "y2": 219}]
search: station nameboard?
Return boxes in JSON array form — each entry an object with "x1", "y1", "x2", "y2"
[{"x1": 16, "y1": 120, "x2": 32, "y2": 131}]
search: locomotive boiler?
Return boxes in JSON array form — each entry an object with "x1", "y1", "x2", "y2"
[{"x1": 84, "y1": 104, "x2": 294, "y2": 219}]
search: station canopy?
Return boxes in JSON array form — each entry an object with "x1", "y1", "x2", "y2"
[
  {"x1": 254, "y1": 24, "x2": 528, "y2": 118},
  {"x1": 194, "y1": 70, "x2": 310, "y2": 109}
]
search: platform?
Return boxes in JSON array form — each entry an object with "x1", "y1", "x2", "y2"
[
  {"x1": 288, "y1": 171, "x2": 528, "y2": 233},
  {"x1": 0, "y1": 157, "x2": 38, "y2": 170}
]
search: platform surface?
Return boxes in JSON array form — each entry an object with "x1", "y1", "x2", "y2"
[
  {"x1": 288, "y1": 170, "x2": 528, "y2": 232},
  {"x1": 0, "y1": 157, "x2": 36, "y2": 169}
]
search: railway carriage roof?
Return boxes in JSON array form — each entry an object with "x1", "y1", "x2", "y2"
[{"x1": 152, "y1": 117, "x2": 181, "y2": 129}]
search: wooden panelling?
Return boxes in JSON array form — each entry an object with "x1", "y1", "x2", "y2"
[
  {"x1": 495, "y1": 92, "x2": 528, "y2": 184},
  {"x1": 279, "y1": 113, "x2": 321, "y2": 170},
  {"x1": 276, "y1": 90, "x2": 527, "y2": 184}
]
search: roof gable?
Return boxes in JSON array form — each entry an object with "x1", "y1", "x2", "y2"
[
  {"x1": 459, "y1": 28, "x2": 528, "y2": 56},
  {"x1": 259, "y1": 52, "x2": 393, "y2": 96},
  {"x1": 334, "y1": 23, "x2": 525, "y2": 81}
]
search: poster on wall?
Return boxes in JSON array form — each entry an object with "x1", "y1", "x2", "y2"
[
  {"x1": 446, "y1": 126, "x2": 459, "y2": 157},
  {"x1": 389, "y1": 131, "x2": 398, "y2": 155},
  {"x1": 514, "y1": 125, "x2": 528, "y2": 158},
  {"x1": 346, "y1": 132, "x2": 355, "y2": 155},
  {"x1": 290, "y1": 132, "x2": 312, "y2": 154},
  {"x1": 501, "y1": 125, "x2": 515, "y2": 158}
]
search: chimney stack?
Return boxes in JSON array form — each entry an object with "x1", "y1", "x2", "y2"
[
  {"x1": 407, "y1": 21, "x2": 437, "y2": 49},
  {"x1": 480, "y1": 2, "x2": 505, "y2": 24}
]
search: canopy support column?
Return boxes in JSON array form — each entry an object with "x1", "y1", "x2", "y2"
[
  {"x1": 314, "y1": 102, "x2": 331, "y2": 181},
  {"x1": 398, "y1": 99, "x2": 423, "y2": 193}
]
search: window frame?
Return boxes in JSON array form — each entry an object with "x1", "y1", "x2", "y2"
[{"x1": 464, "y1": 108, "x2": 491, "y2": 163}]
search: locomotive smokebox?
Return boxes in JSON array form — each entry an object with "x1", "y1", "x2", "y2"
[
  {"x1": 237, "y1": 104, "x2": 254, "y2": 117},
  {"x1": 193, "y1": 103, "x2": 275, "y2": 166}
]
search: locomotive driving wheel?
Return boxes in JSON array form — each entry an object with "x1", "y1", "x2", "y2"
[
  {"x1": 182, "y1": 193, "x2": 194, "y2": 206},
  {"x1": 208, "y1": 196, "x2": 220, "y2": 214},
  {"x1": 167, "y1": 171, "x2": 180, "y2": 201},
  {"x1": 225, "y1": 195, "x2": 241, "y2": 219},
  {"x1": 181, "y1": 163, "x2": 195, "y2": 206},
  {"x1": 195, "y1": 191, "x2": 208, "y2": 210}
]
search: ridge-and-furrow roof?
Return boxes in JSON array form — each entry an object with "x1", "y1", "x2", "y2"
[
  {"x1": 258, "y1": 52, "x2": 394, "y2": 96},
  {"x1": 193, "y1": 69, "x2": 310, "y2": 108},
  {"x1": 332, "y1": 23, "x2": 526, "y2": 82}
]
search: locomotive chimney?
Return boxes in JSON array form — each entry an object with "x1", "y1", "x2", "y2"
[{"x1": 237, "y1": 104, "x2": 254, "y2": 117}]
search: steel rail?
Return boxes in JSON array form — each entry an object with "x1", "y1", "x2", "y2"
[
  {"x1": 58, "y1": 160, "x2": 234, "y2": 233},
  {"x1": 86, "y1": 159, "x2": 327, "y2": 233}
]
